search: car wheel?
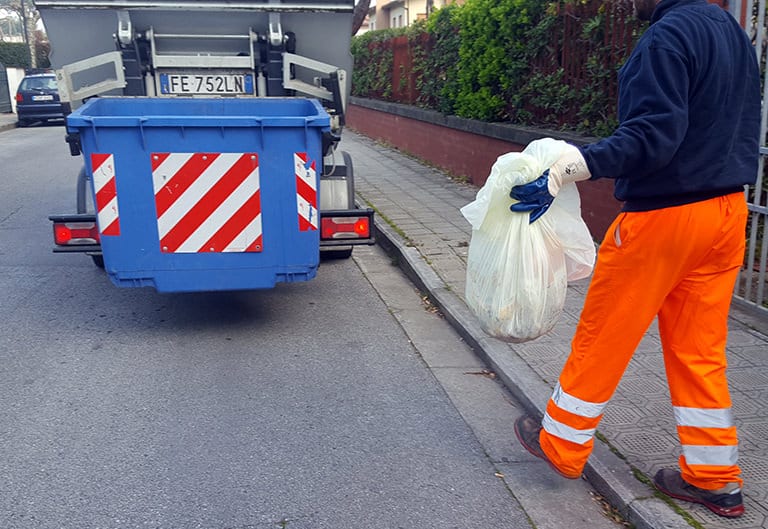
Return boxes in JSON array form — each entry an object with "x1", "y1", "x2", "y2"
[
  {"x1": 17, "y1": 119, "x2": 29, "y2": 128},
  {"x1": 90, "y1": 254, "x2": 105, "y2": 269}
]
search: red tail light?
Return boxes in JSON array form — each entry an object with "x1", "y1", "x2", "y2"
[
  {"x1": 53, "y1": 222, "x2": 100, "y2": 246},
  {"x1": 321, "y1": 216, "x2": 371, "y2": 240},
  {"x1": 15, "y1": 93, "x2": 23, "y2": 103}
]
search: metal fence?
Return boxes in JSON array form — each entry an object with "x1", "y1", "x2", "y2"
[
  {"x1": 526, "y1": 0, "x2": 642, "y2": 126},
  {"x1": 0, "y1": 63, "x2": 11, "y2": 113},
  {"x1": 732, "y1": 0, "x2": 768, "y2": 314}
]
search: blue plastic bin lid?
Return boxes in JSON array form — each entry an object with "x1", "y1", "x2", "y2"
[{"x1": 67, "y1": 97, "x2": 331, "y2": 130}]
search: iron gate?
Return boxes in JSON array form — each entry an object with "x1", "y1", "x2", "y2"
[
  {"x1": 0, "y1": 63, "x2": 11, "y2": 113},
  {"x1": 732, "y1": 0, "x2": 768, "y2": 314}
]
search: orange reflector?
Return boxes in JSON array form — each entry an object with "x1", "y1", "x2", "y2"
[
  {"x1": 53, "y1": 222, "x2": 100, "y2": 245},
  {"x1": 355, "y1": 219, "x2": 369, "y2": 236}
]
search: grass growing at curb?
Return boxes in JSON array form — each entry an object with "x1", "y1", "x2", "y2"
[
  {"x1": 596, "y1": 431, "x2": 627, "y2": 460},
  {"x1": 360, "y1": 196, "x2": 413, "y2": 245},
  {"x1": 631, "y1": 469, "x2": 704, "y2": 529},
  {"x1": 597, "y1": 432, "x2": 703, "y2": 529},
  {"x1": 366, "y1": 135, "x2": 473, "y2": 187}
]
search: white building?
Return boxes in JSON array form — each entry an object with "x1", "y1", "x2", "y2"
[{"x1": 372, "y1": 0, "x2": 464, "y2": 30}]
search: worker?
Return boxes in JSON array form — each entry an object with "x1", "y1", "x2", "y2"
[{"x1": 508, "y1": 0, "x2": 760, "y2": 519}]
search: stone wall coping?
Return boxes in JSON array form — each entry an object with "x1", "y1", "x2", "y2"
[{"x1": 349, "y1": 96, "x2": 599, "y2": 147}]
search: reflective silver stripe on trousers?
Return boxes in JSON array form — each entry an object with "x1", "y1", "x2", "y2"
[
  {"x1": 550, "y1": 382, "x2": 608, "y2": 419},
  {"x1": 542, "y1": 413, "x2": 596, "y2": 445},
  {"x1": 682, "y1": 444, "x2": 739, "y2": 466},
  {"x1": 674, "y1": 406, "x2": 734, "y2": 429}
]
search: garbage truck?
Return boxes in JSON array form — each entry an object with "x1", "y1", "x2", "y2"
[{"x1": 41, "y1": 0, "x2": 374, "y2": 293}]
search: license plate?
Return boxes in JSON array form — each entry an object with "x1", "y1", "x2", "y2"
[
  {"x1": 32, "y1": 95, "x2": 54, "y2": 101},
  {"x1": 159, "y1": 73, "x2": 254, "y2": 95}
]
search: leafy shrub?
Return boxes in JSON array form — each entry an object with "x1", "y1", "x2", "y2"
[
  {"x1": 0, "y1": 42, "x2": 31, "y2": 68},
  {"x1": 453, "y1": 0, "x2": 547, "y2": 121},
  {"x1": 414, "y1": 5, "x2": 461, "y2": 114},
  {"x1": 351, "y1": 27, "x2": 407, "y2": 101},
  {"x1": 350, "y1": 0, "x2": 644, "y2": 138}
]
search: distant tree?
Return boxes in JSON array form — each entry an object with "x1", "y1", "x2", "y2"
[
  {"x1": 34, "y1": 29, "x2": 50, "y2": 67},
  {"x1": 0, "y1": 0, "x2": 39, "y2": 67}
]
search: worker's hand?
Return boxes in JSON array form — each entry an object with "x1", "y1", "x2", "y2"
[{"x1": 510, "y1": 144, "x2": 591, "y2": 223}]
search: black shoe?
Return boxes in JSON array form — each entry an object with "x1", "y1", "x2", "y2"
[
  {"x1": 514, "y1": 415, "x2": 581, "y2": 479},
  {"x1": 653, "y1": 468, "x2": 744, "y2": 518}
]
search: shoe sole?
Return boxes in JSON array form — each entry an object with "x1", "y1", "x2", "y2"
[
  {"x1": 654, "y1": 481, "x2": 745, "y2": 518},
  {"x1": 513, "y1": 417, "x2": 581, "y2": 480}
]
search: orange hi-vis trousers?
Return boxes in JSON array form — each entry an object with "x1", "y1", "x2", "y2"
[{"x1": 539, "y1": 192, "x2": 747, "y2": 489}]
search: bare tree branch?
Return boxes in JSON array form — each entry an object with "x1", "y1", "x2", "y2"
[{"x1": 352, "y1": 0, "x2": 371, "y2": 35}]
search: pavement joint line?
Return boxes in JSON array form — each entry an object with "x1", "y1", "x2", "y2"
[{"x1": 370, "y1": 213, "x2": 688, "y2": 529}]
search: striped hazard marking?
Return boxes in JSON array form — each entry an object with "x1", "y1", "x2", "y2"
[
  {"x1": 151, "y1": 152, "x2": 262, "y2": 253},
  {"x1": 91, "y1": 153, "x2": 121, "y2": 236},
  {"x1": 295, "y1": 152, "x2": 318, "y2": 231}
]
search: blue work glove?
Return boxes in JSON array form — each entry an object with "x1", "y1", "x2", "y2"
[
  {"x1": 509, "y1": 144, "x2": 591, "y2": 223},
  {"x1": 509, "y1": 170, "x2": 555, "y2": 223}
]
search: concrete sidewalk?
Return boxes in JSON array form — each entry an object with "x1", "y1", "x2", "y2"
[
  {"x1": 0, "y1": 112, "x2": 17, "y2": 132},
  {"x1": 343, "y1": 130, "x2": 768, "y2": 529}
]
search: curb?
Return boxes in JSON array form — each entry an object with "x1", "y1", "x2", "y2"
[{"x1": 370, "y1": 217, "x2": 691, "y2": 529}]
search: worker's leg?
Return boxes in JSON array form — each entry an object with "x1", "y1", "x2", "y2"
[
  {"x1": 537, "y1": 194, "x2": 746, "y2": 477},
  {"x1": 539, "y1": 207, "x2": 687, "y2": 476},
  {"x1": 658, "y1": 192, "x2": 747, "y2": 490}
]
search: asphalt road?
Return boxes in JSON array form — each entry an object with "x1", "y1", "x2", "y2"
[{"x1": 0, "y1": 125, "x2": 619, "y2": 529}]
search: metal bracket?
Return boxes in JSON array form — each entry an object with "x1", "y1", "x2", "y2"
[
  {"x1": 117, "y1": 10, "x2": 132, "y2": 46},
  {"x1": 283, "y1": 52, "x2": 347, "y2": 111},
  {"x1": 147, "y1": 26, "x2": 257, "y2": 70},
  {"x1": 268, "y1": 12, "x2": 283, "y2": 47},
  {"x1": 55, "y1": 51, "x2": 127, "y2": 107}
]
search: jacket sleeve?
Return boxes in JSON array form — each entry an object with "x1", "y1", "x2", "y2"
[{"x1": 580, "y1": 42, "x2": 690, "y2": 181}]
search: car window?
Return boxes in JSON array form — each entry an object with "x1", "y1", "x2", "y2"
[{"x1": 20, "y1": 77, "x2": 58, "y2": 91}]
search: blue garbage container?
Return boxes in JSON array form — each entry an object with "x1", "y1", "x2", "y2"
[{"x1": 67, "y1": 97, "x2": 330, "y2": 292}]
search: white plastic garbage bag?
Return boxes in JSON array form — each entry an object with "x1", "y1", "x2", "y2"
[{"x1": 460, "y1": 138, "x2": 596, "y2": 342}]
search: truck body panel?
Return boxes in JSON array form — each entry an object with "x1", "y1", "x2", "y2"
[{"x1": 44, "y1": 0, "x2": 374, "y2": 293}]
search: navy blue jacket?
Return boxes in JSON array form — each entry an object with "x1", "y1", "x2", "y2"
[{"x1": 580, "y1": 0, "x2": 761, "y2": 211}]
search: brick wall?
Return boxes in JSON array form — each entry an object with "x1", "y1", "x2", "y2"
[
  {"x1": 347, "y1": 103, "x2": 520, "y2": 185},
  {"x1": 347, "y1": 101, "x2": 622, "y2": 241}
]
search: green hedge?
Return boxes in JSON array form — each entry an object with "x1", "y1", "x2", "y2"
[
  {"x1": 453, "y1": 0, "x2": 549, "y2": 121},
  {"x1": 0, "y1": 42, "x2": 31, "y2": 68},
  {"x1": 352, "y1": 0, "x2": 645, "y2": 137},
  {"x1": 350, "y1": 27, "x2": 407, "y2": 101}
]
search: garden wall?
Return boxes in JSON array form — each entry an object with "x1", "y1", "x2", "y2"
[{"x1": 347, "y1": 97, "x2": 622, "y2": 241}]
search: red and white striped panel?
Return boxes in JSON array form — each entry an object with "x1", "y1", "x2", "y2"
[
  {"x1": 294, "y1": 152, "x2": 318, "y2": 231},
  {"x1": 151, "y1": 152, "x2": 262, "y2": 253},
  {"x1": 91, "y1": 153, "x2": 121, "y2": 236}
]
